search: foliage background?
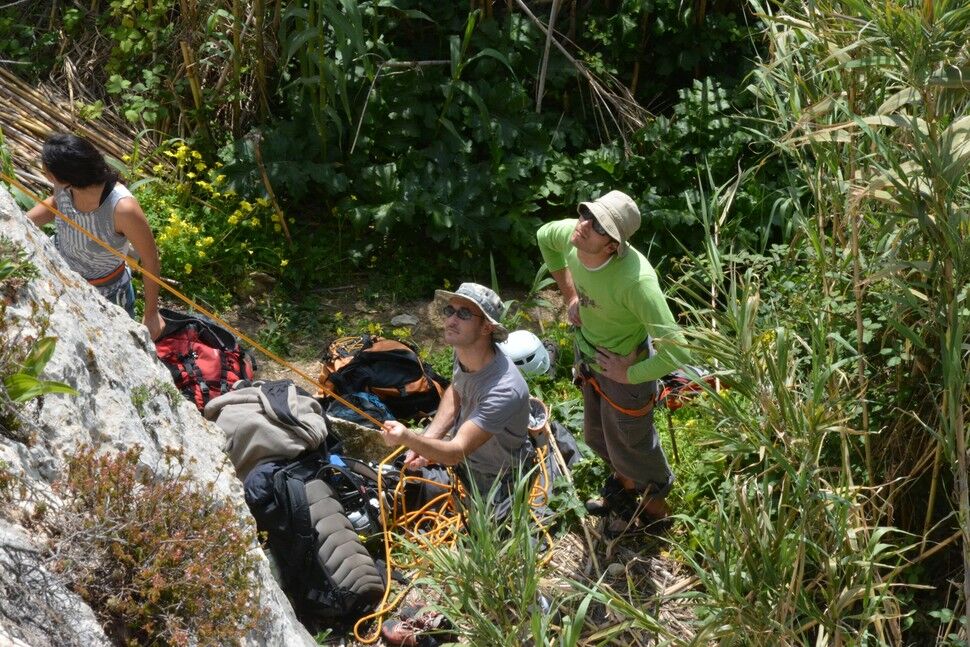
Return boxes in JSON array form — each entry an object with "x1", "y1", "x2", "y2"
[{"x1": 1, "y1": 0, "x2": 968, "y2": 644}]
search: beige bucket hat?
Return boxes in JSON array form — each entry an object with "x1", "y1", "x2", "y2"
[{"x1": 578, "y1": 190, "x2": 642, "y2": 257}]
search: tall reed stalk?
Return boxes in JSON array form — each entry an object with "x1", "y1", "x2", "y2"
[{"x1": 649, "y1": 0, "x2": 969, "y2": 641}]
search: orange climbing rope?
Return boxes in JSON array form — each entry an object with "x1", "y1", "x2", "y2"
[
  {"x1": 0, "y1": 169, "x2": 387, "y2": 429},
  {"x1": 2, "y1": 168, "x2": 561, "y2": 644}
]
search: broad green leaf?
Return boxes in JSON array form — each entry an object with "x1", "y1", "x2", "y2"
[
  {"x1": 465, "y1": 48, "x2": 515, "y2": 76},
  {"x1": 4, "y1": 374, "x2": 77, "y2": 403},
  {"x1": 283, "y1": 27, "x2": 320, "y2": 63},
  {"x1": 23, "y1": 336, "x2": 57, "y2": 377},
  {"x1": 877, "y1": 87, "x2": 921, "y2": 115}
]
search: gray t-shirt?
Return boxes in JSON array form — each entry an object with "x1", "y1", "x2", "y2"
[{"x1": 450, "y1": 347, "x2": 532, "y2": 493}]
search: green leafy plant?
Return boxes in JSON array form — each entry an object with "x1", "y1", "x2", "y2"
[
  {"x1": 2, "y1": 337, "x2": 76, "y2": 403},
  {"x1": 130, "y1": 380, "x2": 183, "y2": 418},
  {"x1": 139, "y1": 141, "x2": 291, "y2": 307},
  {"x1": 403, "y1": 467, "x2": 586, "y2": 645}
]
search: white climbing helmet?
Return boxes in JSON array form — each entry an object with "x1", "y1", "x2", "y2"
[{"x1": 499, "y1": 330, "x2": 551, "y2": 376}]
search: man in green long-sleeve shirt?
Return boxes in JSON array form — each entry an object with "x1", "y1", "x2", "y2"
[{"x1": 537, "y1": 190, "x2": 689, "y2": 529}]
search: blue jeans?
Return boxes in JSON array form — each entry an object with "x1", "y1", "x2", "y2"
[{"x1": 100, "y1": 268, "x2": 136, "y2": 318}]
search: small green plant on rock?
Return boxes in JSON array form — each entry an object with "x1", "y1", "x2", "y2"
[{"x1": 52, "y1": 446, "x2": 261, "y2": 646}]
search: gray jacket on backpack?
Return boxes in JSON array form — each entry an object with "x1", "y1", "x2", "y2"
[{"x1": 205, "y1": 380, "x2": 328, "y2": 480}]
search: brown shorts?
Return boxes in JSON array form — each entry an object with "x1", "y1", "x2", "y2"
[{"x1": 582, "y1": 370, "x2": 674, "y2": 497}]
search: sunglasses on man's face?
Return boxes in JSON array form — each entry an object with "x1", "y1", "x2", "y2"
[
  {"x1": 578, "y1": 207, "x2": 610, "y2": 237},
  {"x1": 442, "y1": 304, "x2": 483, "y2": 321}
]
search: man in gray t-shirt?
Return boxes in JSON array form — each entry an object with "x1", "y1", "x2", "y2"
[{"x1": 380, "y1": 282, "x2": 532, "y2": 495}]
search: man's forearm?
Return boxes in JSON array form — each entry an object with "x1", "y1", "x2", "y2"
[
  {"x1": 399, "y1": 432, "x2": 465, "y2": 466},
  {"x1": 551, "y1": 268, "x2": 578, "y2": 304}
]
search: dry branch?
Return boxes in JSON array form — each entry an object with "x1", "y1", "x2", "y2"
[{"x1": 0, "y1": 66, "x2": 149, "y2": 195}]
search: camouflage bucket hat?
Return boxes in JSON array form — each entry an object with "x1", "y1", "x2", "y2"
[{"x1": 434, "y1": 282, "x2": 509, "y2": 342}]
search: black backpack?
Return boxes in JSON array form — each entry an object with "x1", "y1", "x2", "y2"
[
  {"x1": 244, "y1": 450, "x2": 386, "y2": 625},
  {"x1": 318, "y1": 335, "x2": 449, "y2": 421}
]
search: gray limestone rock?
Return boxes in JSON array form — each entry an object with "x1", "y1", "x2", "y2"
[
  {"x1": 389, "y1": 314, "x2": 419, "y2": 327},
  {"x1": 0, "y1": 187, "x2": 316, "y2": 646}
]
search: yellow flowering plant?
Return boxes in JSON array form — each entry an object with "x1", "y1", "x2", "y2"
[{"x1": 137, "y1": 143, "x2": 290, "y2": 306}]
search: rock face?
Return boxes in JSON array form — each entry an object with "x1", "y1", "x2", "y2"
[{"x1": 0, "y1": 187, "x2": 316, "y2": 646}]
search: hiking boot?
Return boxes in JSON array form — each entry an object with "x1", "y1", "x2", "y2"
[
  {"x1": 381, "y1": 619, "x2": 419, "y2": 647},
  {"x1": 585, "y1": 476, "x2": 637, "y2": 517},
  {"x1": 381, "y1": 611, "x2": 452, "y2": 647}
]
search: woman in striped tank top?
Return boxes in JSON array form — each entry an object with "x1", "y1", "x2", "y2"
[{"x1": 26, "y1": 133, "x2": 165, "y2": 340}]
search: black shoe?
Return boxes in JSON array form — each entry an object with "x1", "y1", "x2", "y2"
[{"x1": 585, "y1": 476, "x2": 636, "y2": 517}]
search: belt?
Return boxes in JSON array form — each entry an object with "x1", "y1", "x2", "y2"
[
  {"x1": 87, "y1": 262, "x2": 127, "y2": 287},
  {"x1": 575, "y1": 362, "x2": 657, "y2": 417},
  {"x1": 572, "y1": 332, "x2": 656, "y2": 418}
]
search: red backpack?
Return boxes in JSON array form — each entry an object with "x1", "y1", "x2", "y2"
[{"x1": 155, "y1": 308, "x2": 256, "y2": 411}]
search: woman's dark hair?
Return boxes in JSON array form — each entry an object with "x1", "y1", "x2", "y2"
[{"x1": 41, "y1": 133, "x2": 119, "y2": 188}]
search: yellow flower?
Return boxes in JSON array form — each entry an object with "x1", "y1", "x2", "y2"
[
  {"x1": 256, "y1": 197, "x2": 270, "y2": 208},
  {"x1": 191, "y1": 150, "x2": 202, "y2": 160},
  {"x1": 280, "y1": 259, "x2": 289, "y2": 267},
  {"x1": 274, "y1": 224, "x2": 282, "y2": 232},
  {"x1": 186, "y1": 172, "x2": 196, "y2": 179},
  {"x1": 197, "y1": 250, "x2": 207, "y2": 259},
  {"x1": 195, "y1": 162, "x2": 206, "y2": 172},
  {"x1": 152, "y1": 163, "x2": 164, "y2": 174},
  {"x1": 203, "y1": 236, "x2": 214, "y2": 246},
  {"x1": 228, "y1": 214, "x2": 240, "y2": 225},
  {"x1": 184, "y1": 263, "x2": 193, "y2": 274}
]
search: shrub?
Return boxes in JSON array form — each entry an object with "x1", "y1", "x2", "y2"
[
  {"x1": 138, "y1": 142, "x2": 291, "y2": 307},
  {"x1": 51, "y1": 446, "x2": 261, "y2": 646}
]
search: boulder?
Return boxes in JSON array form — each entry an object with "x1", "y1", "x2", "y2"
[{"x1": 0, "y1": 187, "x2": 316, "y2": 646}]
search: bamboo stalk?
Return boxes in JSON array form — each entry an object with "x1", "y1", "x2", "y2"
[
  {"x1": 253, "y1": 0, "x2": 270, "y2": 119},
  {"x1": 943, "y1": 257, "x2": 970, "y2": 628},
  {"x1": 231, "y1": 0, "x2": 243, "y2": 136},
  {"x1": 252, "y1": 136, "x2": 292, "y2": 244},
  {"x1": 535, "y1": 0, "x2": 561, "y2": 113},
  {"x1": 179, "y1": 41, "x2": 204, "y2": 113},
  {"x1": 178, "y1": 40, "x2": 211, "y2": 143},
  {"x1": 630, "y1": 8, "x2": 650, "y2": 96}
]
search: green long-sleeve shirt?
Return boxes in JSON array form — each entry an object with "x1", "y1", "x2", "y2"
[{"x1": 537, "y1": 219, "x2": 690, "y2": 384}]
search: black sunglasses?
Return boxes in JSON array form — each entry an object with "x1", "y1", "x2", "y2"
[
  {"x1": 442, "y1": 304, "x2": 483, "y2": 321},
  {"x1": 578, "y1": 207, "x2": 610, "y2": 237}
]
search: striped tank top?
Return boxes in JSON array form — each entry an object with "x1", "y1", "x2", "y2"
[{"x1": 53, "y1": 183, "x2": 135, "y2": 281}]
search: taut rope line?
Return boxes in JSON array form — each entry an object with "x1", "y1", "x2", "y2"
[{"x1": 0, "y1": 169, "x2": 386, "y2": 430}]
